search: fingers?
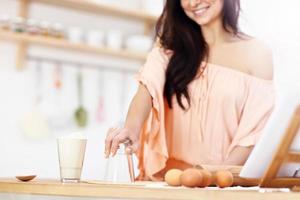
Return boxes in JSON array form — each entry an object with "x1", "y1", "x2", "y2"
[
  {"x1": 104, "y1": 127, "x2": 121, "y2": 158},
  {"x1": 125, "y1": 141, "x2": 139, "y2": 155},
  {"x1": 110, "y1": 129, "x2": 129, "y2": 156},
  {"x1": 105, "y1": 127, "x2": 140, "y2": 157}
]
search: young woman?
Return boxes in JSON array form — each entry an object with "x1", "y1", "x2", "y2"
[{"x1": 105, "y1": 0, "x2": 275, "y2": 181}]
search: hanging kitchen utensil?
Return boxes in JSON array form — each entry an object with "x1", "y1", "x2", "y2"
[
  {"x1": 95, "y1": 68, "x2": 106, "y2": 123},
  {"x1": 20, "y1": 60, "x2": 50, "y2": 138},
  {"x1": 47, "y1": 62, "x2": 71, "y2": 130},
  {"x1": 74, "y1": 67, "x2": 88, "y2": 127},
  {"x1": 54, "y1": 62, "x2": 62, "y2": 90}
]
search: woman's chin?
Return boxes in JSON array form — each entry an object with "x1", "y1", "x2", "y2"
[
  {"x1": 195, "y1": 18, "x2": 211, "y2": 26},
  {"x1": 195, "y1": 16, "x2": 220, "y2": 27}
]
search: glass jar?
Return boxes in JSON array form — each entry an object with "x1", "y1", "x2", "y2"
[
  {"x1": 50, "y1": 22, "x2": 65, "y2": 38},
  {"x1": 40, "y1": 21, "x2": 51, "y2": 36},
  {"x1": 67, "y1": 27, "x2": 83, "y2": 43},
  {"x1": 10, "y1": 17, "x2": 26, "y2": 33},
  {"x1": 0, "y1": 15, "x2": 10, "y2": 30},
  {"x1": 103, "y1": 143, "x2": 135, "y2": 182},
  {"x1": 26, "y1": 19, "x2": 40, "y2": 35}
]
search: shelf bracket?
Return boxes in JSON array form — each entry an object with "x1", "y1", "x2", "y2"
[
  {"x1": 16, "y1": 0, "x2": 29, "y2": 70},
  {"x1": 144, "y1": 21, "x2": 155, "y2": 36}
]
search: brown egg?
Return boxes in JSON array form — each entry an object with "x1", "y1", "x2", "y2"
[
  {"x1": 198, "y1": 169, "x2": 212, "y2": 187},
  {"x1": 215, "y1": 170, "x2": 234, "y2": 188},
  {"x1": 164, "y1": 169, "x2": 183, "y2": 186},
  {"x1": 211, "y1": 172, "x2": 218, "y2": 186},
  {"x1": 181, "y1": 168, "x2": 203, "y2": 188}
]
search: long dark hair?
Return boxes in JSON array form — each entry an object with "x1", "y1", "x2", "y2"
[{"x1": 156, "y1": 0, "x2": 241, "y2": 110}]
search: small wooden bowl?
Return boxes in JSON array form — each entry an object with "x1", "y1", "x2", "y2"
[{"x1": 16, "y1": 175, "x2": 36, "y2": 182}]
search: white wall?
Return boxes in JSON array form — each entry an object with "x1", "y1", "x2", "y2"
[{"x1": 240, "y1": 0, "x2": 300, "y2": 92}]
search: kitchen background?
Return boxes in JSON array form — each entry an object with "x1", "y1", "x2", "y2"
[{"x1": 0, "y1": 0, "x2": 300, "y2": 182}]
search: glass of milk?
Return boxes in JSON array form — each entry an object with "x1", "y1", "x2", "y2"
[{"x1": 57, "y1": 132, "x2": 87, "y2": 183}]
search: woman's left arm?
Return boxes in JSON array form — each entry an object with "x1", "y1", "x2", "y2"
[
  {"x1": 223, "y1": 40, "x2": 274, "y2": 166},
  {"x1": 223, "y1": 146, "x2": 253, "y2": 165},
  {"x1": 247, "y1": 39, "x2": 274, "y2": 80}
]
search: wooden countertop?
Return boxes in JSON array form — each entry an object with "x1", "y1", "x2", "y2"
[{"x1": 0, "y1": 178, "x2": 299, "y2": 200}]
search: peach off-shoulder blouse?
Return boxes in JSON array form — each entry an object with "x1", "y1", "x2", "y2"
[{"x1": 135, "y1": 47, "x2": 275, "y2": 181}]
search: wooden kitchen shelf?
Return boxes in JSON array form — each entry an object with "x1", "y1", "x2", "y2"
[
  {"x1": 31, "y1": 0, "x2": 158, "y2": 24},
  {"x1": 0, "y1": 30, "x2": 148, "y2": 61},
  {"x1": 9, "y1": 0, "x2": 158, "y2": 69}
]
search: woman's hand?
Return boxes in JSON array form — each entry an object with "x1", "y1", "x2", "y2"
[
  {"x1": 104, "y1": 84, "x2": 152, "y2": 158},
  {"x1": 223, "y1": 146, "x2": 253, "y2": 165},
  {"x1": 104, "y1": 127, "x2": 140, "y2": 158}
]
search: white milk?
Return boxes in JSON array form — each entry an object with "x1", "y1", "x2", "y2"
[{"x1": 57, "y1": 133, "x2": 87, "y2": 182}]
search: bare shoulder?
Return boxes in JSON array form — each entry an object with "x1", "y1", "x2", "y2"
[{"x1": 242, "y1": 38, "x2": 274, "y2": 80}]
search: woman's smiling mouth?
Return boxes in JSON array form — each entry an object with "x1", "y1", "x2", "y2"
[{"x1": 194, "y1": 6, "x2": 210, "y2": 16}]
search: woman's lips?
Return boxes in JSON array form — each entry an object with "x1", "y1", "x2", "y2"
[{"x1": 194, "y1": 6, "x2": 210, "y2": 16}]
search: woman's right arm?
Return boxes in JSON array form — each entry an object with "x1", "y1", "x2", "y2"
[{"x1": 104, "y1": 84, "x2": 152, "y2": 157}]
